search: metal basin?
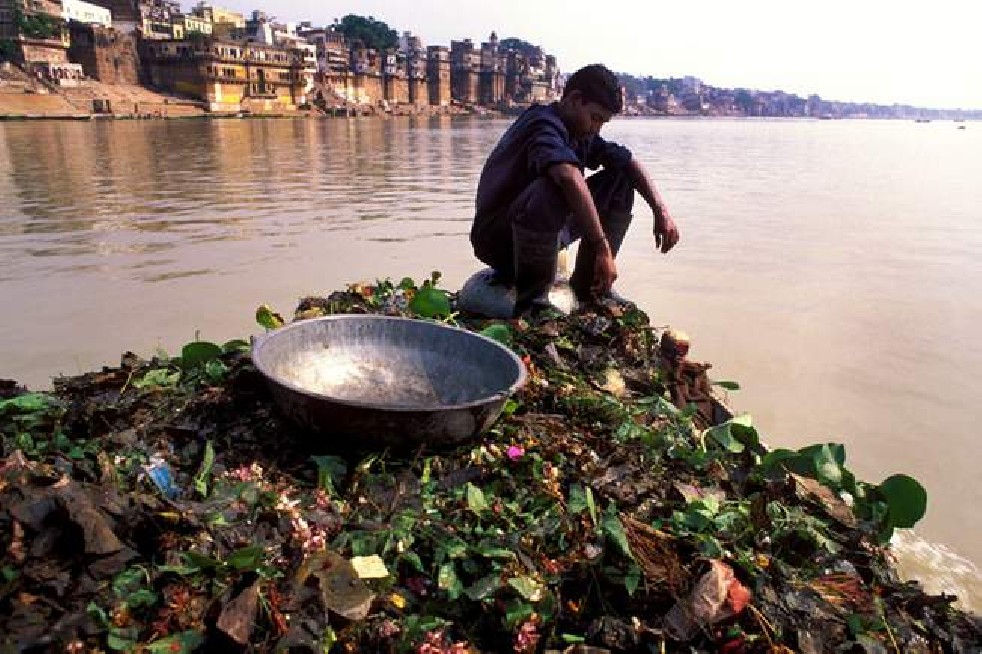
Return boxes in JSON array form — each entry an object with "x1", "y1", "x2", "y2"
[{"x1": 251, "y1": 315, "x2": 527, "y2": 448}]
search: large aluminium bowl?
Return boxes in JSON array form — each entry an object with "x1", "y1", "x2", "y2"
[{"x1": 251, "y1": 315, "x2": 527, "y2": 448}]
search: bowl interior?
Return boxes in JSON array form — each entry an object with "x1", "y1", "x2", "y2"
[{"x1": 254, "y1": 316, "x2": 524, "y2": 409}]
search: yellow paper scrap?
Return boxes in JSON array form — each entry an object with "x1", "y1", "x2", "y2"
[{"x1": 350, "y1": 555, "x2": 389, "y2": 579}]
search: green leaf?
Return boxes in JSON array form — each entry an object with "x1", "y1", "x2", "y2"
[
  {"x1": 221, "y1": 339, "x2": 250, "y2": 353},
  {"x1": 180, "y1": 341, "x2": 223, "y2": 370},
  {"x1": 480, "y1": 324, "x2": 513, "y2": 346},
  {"x1": 466, "y1": 482, "x2": 489, "y2": 514},
  {"x1": 437, "y1": 562, "x2": 463, "y2": 599},
  {"x1": 602, "y1": 508, "x2": 634, "y2": 561},
  {"x1": 568, "y1": 484, "x2": 587, "y2": 514},
  {"x1": 126, "y1": 588, "x2": 159, "y2": 609},
  {"x1": 311, "y1": 455, "x2": 348, "y2": 495},
  {"x1": 878, "y1": 474, "x2": 927, "y2": 528},
  {"x1": 145, "y1": 630, "x2": 205, "y2": 653},
  {"x1": 561, "y1": 634, "x2": 586, "y2": 644},
  {"x1": 225, "y1": 545, "x2": 266, "y2": 570},
  {"x1": 409, "y1": 285, "x2": 451, "y2": 318},
  {"x1": 476, "y1": 546, "x2": 515, "y2": 560},
  {"x1": 107, "y1": 629, "x2": 137, "y2": 651},
  {"x1": 706, "y1": 422, "x2": 745, "y2": 453},
  {"x1": 133, "y1": 368, "x2": 181, "y2": 389},
  {"x1": 0, "y1": 393, "x2": 56, "y2": 415},
  {"x1": 255, "y1": 304, "x2": 285, "y2": 330},
  {"x1": 507, "y1": 575, "x2": 543, "y2": 602},
  {"x1": 193, "y1": 441, "x2": 215, "y2": 498},
  {"x1": 585, "y1": 486, "x2": 598, "y2": 527},
  {"x1": 624, "y1": 563, "x2": 642, "y2": 596},
  {"x1": 711, "y1": 380, "x2": 741, "y2": 390},
  {"x1": 464, "y1": 574, "x2": 500, "y2": 601},
  {"x1": 204, "y1": 359, "x2": 229, "y2": 383}
]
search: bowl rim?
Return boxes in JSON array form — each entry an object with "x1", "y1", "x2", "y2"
[{"x1": 251, "y1": 314, "x2": 528, "y2": 413}]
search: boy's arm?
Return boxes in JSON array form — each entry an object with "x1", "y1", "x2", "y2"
[
  {"x1": 627, "y1": 157, "x2": 679, "y2": 253},
  {"x1": 548, "y1": 163, "x2": 617, "y2": 293}
]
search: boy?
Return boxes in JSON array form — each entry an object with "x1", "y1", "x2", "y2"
[{"x1": 470, "y1": 64, "x2": 679, "y2": 316}]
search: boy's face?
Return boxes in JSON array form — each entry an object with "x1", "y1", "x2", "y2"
[{"x1": 565, "y1": 91, "x2": 614, "y2": 138}]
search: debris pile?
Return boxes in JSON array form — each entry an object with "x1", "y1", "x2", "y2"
[{"x1": 1, "y1": 278, "x2": 980, "y2": 653}]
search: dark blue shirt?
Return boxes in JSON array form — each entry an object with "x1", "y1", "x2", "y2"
[{"x1": 474, "y1": 102, "x2": 632, "y2": 222}]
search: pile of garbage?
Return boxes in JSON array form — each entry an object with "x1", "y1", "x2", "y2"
[{"x1": 1, "y1": 276, "x2": 980, "y2": 653}]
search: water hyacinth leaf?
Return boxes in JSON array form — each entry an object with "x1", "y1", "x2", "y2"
[
  {"x1": 311, "y1": 455, "x2": 348, "y2": 495},
  {"x1": 878, "y1": 474, "x2": 927, "y2": 528},
  {"x1": 624, "y1": 563, "x2": 642, "y2": 596},
  {"x1": 476, "y1": 546, "x2": 515, "y2": 560},
  {"x1": 398, "y1": 276, "x2": 416, "y2": 290},
  {"x1": 507, "y1": 575, "x2": 543, "y2": 602},
  {"x1": 437, "y1": 562, "x2": 463, "y2": 599},
  {"x1": 194, "y1": 441, "x2": 215, "y2": 498},
  {"x1": 0, "y1": 392, "x2": 56, "y2": 414},
  {"x1": 134, "y1": 368, "x2": 181, "y2": 389},
  {"x1": 145, "y1": 631, "x2": 205, "y2": 654},
  {"x1": 466, "y1": 482, "x2": 489, "y2": 514},
  {"x1": 224, "y1": 546, "x2": 266, "y2": 570},
  {"x1": 568, "y1": 484, "x2": 587, "y2": 515},
  {"x1": 810, "y1": 445, "x2": 844, "y2": 488},
  {"x1": 706, "y1": 422, "x2": 745, "y2": 453},
  {"x1": 203, "y1": 360, "x2": 228, "y2": 383},
  {"x1": 222, "y1": 338, "x2": 250, "y2": 353},
  {"x1": 409, "y1": 285, "x2": 451, "y2": 318},
  {"x1": 480, "y1": 323, "x2": 513, "y2": 347},
  {"x1": 180, "y1": 341, "x2": 223, "y2": 369},
  {"x1": 464, "y1": 574, "x2": 500, "y2": 601},
  {"x1": 255, "y1": 304, "x2": 285, "y2": 330},
  {"x1": 585, "y1": 486, "x2": 598, "y2": 527},
  {"x1": 602, "y1": 508, "x2": 634, "y2": 560}
]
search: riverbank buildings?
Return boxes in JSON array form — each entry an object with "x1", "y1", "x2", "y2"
[{"x1": 2, "y1": 1, "x2": 560, "y2": 113}]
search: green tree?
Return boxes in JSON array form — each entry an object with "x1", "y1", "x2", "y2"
[
  {"x1": 0, "y1": 39, "x2": 16, "y2": 61},
  {"x1": 499, "y1": 37, "x2": 536, "y2": 54},
  {"x1": 334, "y1": 14, "x2": 397, "y2": 51}
]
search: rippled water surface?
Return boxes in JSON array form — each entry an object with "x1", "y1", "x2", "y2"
[{"x1": 1, "y1": 116, "x2": 980, "y2": 608}]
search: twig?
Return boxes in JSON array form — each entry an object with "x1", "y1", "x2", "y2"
[{"x1": 748, "y1": 604, "x2": 776, "y2": 648}]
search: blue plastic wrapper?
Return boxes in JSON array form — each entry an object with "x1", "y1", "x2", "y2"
[{"x1": 143, "y1": 456, "x2": 180, "y2": 499}]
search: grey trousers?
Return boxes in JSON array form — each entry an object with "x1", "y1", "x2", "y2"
[{"x1": 470, "y1": 167, "x2": 636, "y2": 283}]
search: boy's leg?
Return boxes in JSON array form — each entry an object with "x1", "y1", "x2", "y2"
[{"x1": 568, "y1": 168, "x2": 636, "y2": 299}]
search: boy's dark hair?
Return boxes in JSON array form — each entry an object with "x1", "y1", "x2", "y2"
[{"x1": 562, "y1": 64, "x2": 622, "y2": 113}]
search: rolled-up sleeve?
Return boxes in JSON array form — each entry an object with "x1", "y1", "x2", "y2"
[
  {"x1": 526, "y1": 119, "x2": 581, "y2": 176},
  {"x1": 584, "y1": 135, "x2": 632, "y2": 170}
]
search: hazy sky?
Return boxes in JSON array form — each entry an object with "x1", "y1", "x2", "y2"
[{"x1": 206, "y1": 0, "x2": 982, "y2": 109}]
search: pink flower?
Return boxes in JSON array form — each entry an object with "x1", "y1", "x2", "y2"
[{"x1": 506, "y1": 445, "x2": 525, "y2": 461}]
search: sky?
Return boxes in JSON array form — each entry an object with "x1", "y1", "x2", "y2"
[{"x1": 205, "y1": 0, "x2": 982, "y2": 110}]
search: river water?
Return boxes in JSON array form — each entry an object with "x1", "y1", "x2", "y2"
[{"x1": 1, "y1": 116, "x2": 980, "y2": 609}]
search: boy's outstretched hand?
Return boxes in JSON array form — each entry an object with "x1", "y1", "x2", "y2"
[{"x1": 654, "y1": 210, "x2": 680, "y2": 253}]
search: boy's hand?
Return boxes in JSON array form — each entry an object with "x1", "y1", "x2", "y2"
[
  {"x1": 592, "y1": 247, "x2": 618, "y2": 294},
  {"x1": 654, "y1": 210, "x2": 679, "y2": 253}
]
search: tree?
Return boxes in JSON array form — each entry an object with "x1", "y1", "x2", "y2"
[
  {"x1": 499, "y1": 37, "x2": 536, "y2": 54},
  {"x1": 334, "y1": 14, "x2": 397, "y2": 51}
]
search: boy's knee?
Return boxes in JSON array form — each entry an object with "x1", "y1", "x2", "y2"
[{"x1": 509, "y1": 176, "x2": 568, "y2": 233}]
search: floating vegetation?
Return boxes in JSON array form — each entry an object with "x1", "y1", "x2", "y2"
[{"x1": 1, "y1": 275, "x2": 979, "y2": 653}]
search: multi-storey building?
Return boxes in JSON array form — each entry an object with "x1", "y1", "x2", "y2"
[
  {"x1": 450, "y1": 38, "x2": 479, "y2": 105},
  {"x1": 426, "y1": 44, "x2": 449, "y2": 106},
  {"x1": 479, "y1": 31, "x2": 504, "y2": 105},
  {"x1": 382, "y1": 47, "x2": 408, "y2": 105},
  {"x1": 62, "y1": 0, "x2": 110, "y2": 27},
  {"x1": 170, "y1": 12, "x2": 211, "y2": 39},
  {"x1": 68, "y1": 21, "x2": 140, "y2": 83},
  {"x1": 402, "y1": 32, "x2": 426, "y2": 106},
  {"x1": 0, "y1": 0, "x2": 71, "y2": 64},
  {"x1": 142, "y1": 33, "x2": 304, "y2": 111}
]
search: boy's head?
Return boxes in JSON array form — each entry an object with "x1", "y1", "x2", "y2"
[
  {"x1": 559, "y1": 64, "x2": 622, "y2": 137},
  {"x1": 562, "y1": 64, "x2": 622, "y2": 114}
]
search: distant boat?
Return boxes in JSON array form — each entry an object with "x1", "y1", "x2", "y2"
[
  {"x1": 914, "y1": 118, "x2": 931, "y2": 123},
  {"x1": 957, "y1": 125, "x2": 966, "y2": 130}
]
